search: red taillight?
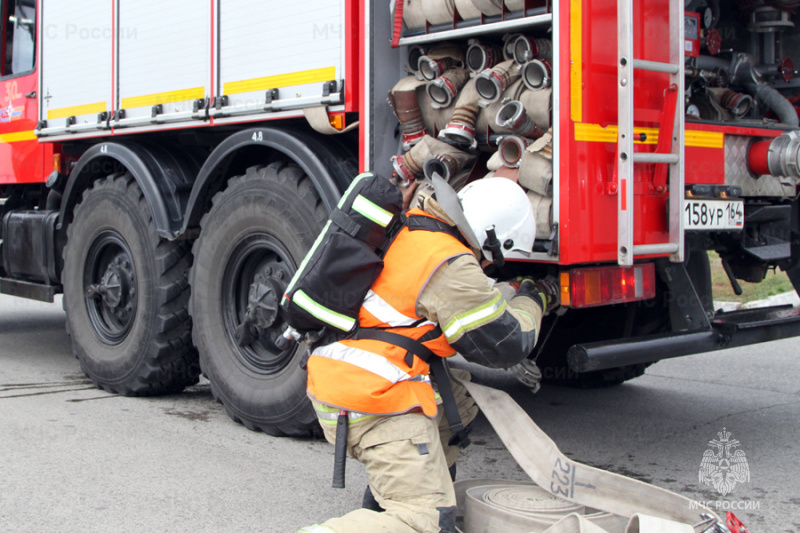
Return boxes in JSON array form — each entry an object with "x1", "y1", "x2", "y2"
[{"x1": 566, "y1": 263, "x2": 656, "y2": 308}]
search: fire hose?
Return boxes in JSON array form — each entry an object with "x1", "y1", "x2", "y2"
[{"x1": 454, "y1": 379, "x2": 746, "y2": 533}]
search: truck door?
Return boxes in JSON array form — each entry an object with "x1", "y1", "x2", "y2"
[{"x1": 0, "y1": 0, "x2": 45, "y2": 185}]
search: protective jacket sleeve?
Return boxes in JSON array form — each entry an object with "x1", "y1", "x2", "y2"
[{"x1": 417, "y1": 254, "x2": 543, "y2": 369}]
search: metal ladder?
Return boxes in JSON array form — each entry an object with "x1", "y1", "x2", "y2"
[{"x1": 616, "y1": 0, "x2": 685, "y2": 267}]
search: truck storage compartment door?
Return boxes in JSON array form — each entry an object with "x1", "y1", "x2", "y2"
[
  {"x1": 0, "y1": 0, "x2": 47, "y2": 184},
  {"x1": 213, "y1": 0, "x2": 345, "y2": 120},
  {"x1": 116, "y1": 0, "x2": 211, "y2": 128},
  {"x1": 39, "y1": 0, "x2": 113, "y2": 136}
]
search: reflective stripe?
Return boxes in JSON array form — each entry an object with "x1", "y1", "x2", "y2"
[
  {"x1": 443, "y1": 293, "x2": 507, "y2": 341},
  {"x1": 313, "y1": 402, "x2": 374, "y2": 425},
  {"x1": 293, "y1": 290, "x2": 356, "y2": 332},
  {"x1": 362, "y1": 290, "x2": 418, "y2": 327},
  {"x1": 284, "y1": 220, "x2": 332, "y2": 295},
  {"x1": 315, "y1": 342, "x2": 412, "y2": 384},
  {"x1": 352, "y1": 194, "x2": 394, "y2": 227},
  {"x1": 512, "y1": 308, "x2": 533, "y2": 323}
]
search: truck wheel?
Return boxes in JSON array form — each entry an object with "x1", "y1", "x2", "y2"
[
  {"x1": 62, "y1": 173, "x2": 198, "y2": 395},
  {"x1": 189, "y1": 161, "x2": 327, "y2": 437}
]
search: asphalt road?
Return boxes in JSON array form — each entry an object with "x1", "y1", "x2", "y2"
[{"x1": 0, "y1": 294, "x2": 798, "y2": 532}]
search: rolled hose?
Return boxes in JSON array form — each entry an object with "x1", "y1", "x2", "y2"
[
  {"x1": 709, "y1": 88, "x2": 753, "y2": 119},
  {"x1": 466, "y1": 40, "x2": 503, "y2": 75},
  {"x1": 519, "y1": 129, "x2": 554, "y2": 197},
  {"x1": 526, "y1": 190, "x2": 554, "y2": 240},
  {"x1": 419, "y1": 43, "x2": 465, "y2": 80},
  {"x1": 391, "y1": 134, "x2": 472, "y2": 185},
  {"x1": 402, "y1": 0, "x2": 428, "y2": 30},
  {"x1": 454, "y1": 0, "x2": 482, "y2": 20},
  {"x1": 422, "y1": 150, "x2": 474, "y2": 183},
  {"x1": 439, "y1": 77, "x2": 480, "y2": 146},
  {"x1": 512, "y1": 36, "x2": 552, "y2": 64},
  {"x1": 521, "y1": 59, "x2": 552, "y2": 90},
  {"x1": 475, "y1": 78, "x2": 525, "y2": 135},
  {"x1": 388, "y1": 76, "x2": 428, "y2": 150},
  {"x1": 495, "y1": 100, "x2": 544, "y2": 138},
  {"x1": 497, "y1": 135, "x2": 532, "y2": 167},
  {"x1": 406, "y1": 45, "x2": 428, "y2": 77},
  {"x1": 476, "y1": 59, "x2": 520, "y2": 106},
  {"x1": 460, "y1": 481, "x2": 626, "y2": 532},
  {"x1": 421, "y1": 0, "x2": 455, "y2": 25},
  {"x1": 427, "y1": 68, "x2": 470, "y2": 109}
]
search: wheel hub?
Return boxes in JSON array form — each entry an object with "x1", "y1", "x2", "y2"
[
  {"x1": 236, "y1": 268, "x2": 286, "y2": 347},
  {"x1": 223, "y1": 233, "x2": 297, "y2": 374},
  {"x1": 84, "y1": 233, "x2": 138, "y2": 345}
]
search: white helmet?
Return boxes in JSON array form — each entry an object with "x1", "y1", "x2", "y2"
[{"x1": 457, "y1": 178, "x2": 535, "y2": 261}]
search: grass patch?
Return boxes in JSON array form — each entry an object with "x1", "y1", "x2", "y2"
[{"x1": 708, "y1": 251, "x2": 795, "y2": 303}]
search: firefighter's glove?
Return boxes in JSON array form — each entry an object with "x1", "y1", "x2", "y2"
[{"x1": 516, "y1": 276, "x2": 560, "y2": 313}]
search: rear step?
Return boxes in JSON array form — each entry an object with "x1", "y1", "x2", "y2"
[{"x1": 568, "y1": 304, "x2": 800, "y2": 373}]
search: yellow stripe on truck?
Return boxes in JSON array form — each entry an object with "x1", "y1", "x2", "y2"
[
  {"x1": 570, "y1": 0, "x2": 583, "y2": 123},
  {"x1": 0, "y1": 130, "x2": 37, "y2": 143},
  {"x1": 574, "y1": 122, "x2": 724, "y2": 148},
  {"x1": 120, "y1": 87, "x2": 206, "y2": 109},
  {"x1": 224, "y1": 66, "x2": 336, "y2": 96},
  {"x1": 47, "y1": 101, "x2": 107, "y2": 120}
]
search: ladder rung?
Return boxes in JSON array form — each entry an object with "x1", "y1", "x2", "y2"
[
  {"x1": 633, "y1": 59, "x2": 680, "y2": 75},
  {"x1": 633, "y1": 153, "x2": 679, "y2": 164},
  {"x1": 633, "y1": 243, "x2": 679, "y2": 256}
]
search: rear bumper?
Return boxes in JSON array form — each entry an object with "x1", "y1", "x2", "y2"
[{"x1": 568, "y1": 304, "x2": 800, "y2": 372}]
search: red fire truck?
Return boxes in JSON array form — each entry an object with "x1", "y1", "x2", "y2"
[{"x1": 1, "y1": 0, "x2": 799, "y2": 436}]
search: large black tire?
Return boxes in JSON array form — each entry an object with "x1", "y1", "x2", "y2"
[
  {"x1": 189, "y1": 161, "x2": 327, "y2": 437},
  {"x1": 62, "y1": 173, "x2": 199, "y2": 395}
]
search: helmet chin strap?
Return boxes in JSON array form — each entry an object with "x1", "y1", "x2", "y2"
[{"x1": 428, "y1": 172, "x2": 481, "y2": 250}]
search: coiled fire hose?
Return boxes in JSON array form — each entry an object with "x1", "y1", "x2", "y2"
[{"x1": 454, "y1": 379, "x2": 742, "y2": 533}]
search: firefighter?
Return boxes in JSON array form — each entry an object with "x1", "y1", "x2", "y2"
[{"x1": 298, "y1": 177, "x2": 559, "y2": 533}]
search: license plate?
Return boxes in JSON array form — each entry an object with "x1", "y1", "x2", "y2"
[{"x1": 684, "y1": 199, "x2": 744, "y2": 230}]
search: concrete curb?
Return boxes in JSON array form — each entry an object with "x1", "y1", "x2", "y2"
[{"x1": 714, "y1": 290, "x2": 800, "y2": 312}]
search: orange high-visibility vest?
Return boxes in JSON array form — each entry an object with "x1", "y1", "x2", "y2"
[{"x1": 306, "y1": 209, "x2": 472, "y2": 417}]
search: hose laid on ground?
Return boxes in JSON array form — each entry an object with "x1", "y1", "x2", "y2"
[
  {"x1": 456, "y1": 379, "x2": 723, "y2": 532},
  {"x1": 456, "y1": 479, "x2": 627, "y2": 532}
]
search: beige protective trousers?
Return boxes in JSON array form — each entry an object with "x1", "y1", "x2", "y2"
[{"x1": 303, "y1": 368, "x2": 477, "y2": 533}]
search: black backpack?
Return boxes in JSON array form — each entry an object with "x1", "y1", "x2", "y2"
[{"x1": 280, "y1": 172, "x2": 405, "y2": 337}]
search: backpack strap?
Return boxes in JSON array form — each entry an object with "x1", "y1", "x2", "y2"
[
  {"x1": 351, "y1": 328, "x2": 471, "y2": 448},
  {"x1": 330, "y1": 207, "x2": 362, "y2": 238},
  {"x1": 405, "y1": 214, "x2": 468, "y2": 247}
]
